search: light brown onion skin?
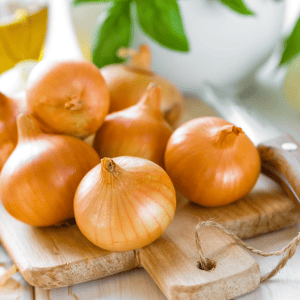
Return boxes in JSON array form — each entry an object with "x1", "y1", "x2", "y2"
[
  {"x1": 26, "y1": 59, "x2": 110, "y2": 138},
  {"x1": 0, "y1": 115, "x2": 100, "y2": 226},
  {"x1": 74, "y1": 156, "x2": 176, "y2": 252},
  {"x1": 0, "y1": 92, "x2": 26, "y2": 171},
  {"x1": 93, "y1": 85, "x2": 173, "y2": 168},
  {"x1": 164, "y1": 117, "x2": 261, "y2": 207},
  {"x1": 100, "y1": 64, "x2": 184, "y2": 128}
]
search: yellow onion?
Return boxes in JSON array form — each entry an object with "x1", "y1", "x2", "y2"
[
  {"x1": 0, "y1": 114, "x2": 100, "y2": 226},
  {"x1": 74, "y1": 156, "x2": 176, "y2": 251},
  {"x1": 100, "y1": 44, "x2": 185, "y2": 127},
  {"x1": 0, "y1": 93, "x2": 18, "y2": 170},
  {"x1": 0, "y1": 92, "x2": 26, "y2": 171},
  {"x1": 164, "y1": 117, "x2": 261, "y2": 207},
  {"x1": 26, "y1": 59, "x2": 110, "y2": 138},
  {"x1": 93, "y1": 83, "x2": 173, "y2": 168}
]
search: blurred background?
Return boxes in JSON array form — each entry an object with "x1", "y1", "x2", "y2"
[{"x1": 1, "y1": 0, "x2": 300, "y2": 107}]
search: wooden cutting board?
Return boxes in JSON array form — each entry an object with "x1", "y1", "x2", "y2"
[{"x1": 0, "y1": 171, "x2": 298, "y2": 289}]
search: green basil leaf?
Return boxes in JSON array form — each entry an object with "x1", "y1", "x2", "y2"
[
  {"x1": 73, "y1": 0, "x2": 111, "y2": 5},
  {"x1": 135, "y1": 0, "x2": 189, "y2": 52},
  {"x1": 218, "y1": 0, "x2": 255, "y2": 15},
  {"x1": 92, "y1": 0, "x2": 131, "y2": 68},
  {"x1": 280, "y1": 17, "x2": 300, "y2": 65}
]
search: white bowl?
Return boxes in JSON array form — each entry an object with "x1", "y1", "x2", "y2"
[{"x1": 131, "y1": 0, "x2": 286, "y2": 95}]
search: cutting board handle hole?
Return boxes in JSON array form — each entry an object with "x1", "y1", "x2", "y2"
[
  {"x1": 196, "y1": 220, "x2": 300, "y2": 282},
  {"x1": 197, "y1": 258, "x2": 216, "y2": 271}
]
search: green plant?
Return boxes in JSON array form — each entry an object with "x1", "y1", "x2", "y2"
[
  {"x1": 280, "y1": 16, "x2": 300, "y2": 65},
  {"x1": 73, "y1": 0, "x2": 297, "y2": 68}
]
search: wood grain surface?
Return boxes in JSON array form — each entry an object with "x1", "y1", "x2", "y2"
[
  {"x1": 35, "y1": 268, "x2": 167, "y2": 300},
  {"x1": 140, "y1": 221, "x2": 260, "y2": 300},
  {"x1": 27, "y1": 223, "x2": 300, "y2": 300},
  {"x1": 0, "y1": 207, "x2": 138, "y2": 288}
]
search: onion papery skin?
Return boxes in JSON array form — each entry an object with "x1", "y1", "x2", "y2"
[
  {"x1": 93, "y1": 84, "x2": 173, "y2": 168},
  {"x1": 26, "y1": 59, "x2": 110, "y2": 138},
  {"x1": 164, "y1": 117, "x2": 261, "y2": 207},
  {"x1": 0, "y1": 92, "x2": 27, "y2": 171},
  {"x1": 74, "y1": 156, "x2": 176, "y2": 252},
  {"x1": 0, "y1": 93, "x2": 18, "y2": 171},
  {"x1": 0, "y1": 114, "x2": 100, "y2": 227},
  {"x1": 100, "y1": 45, "x2": 185, "y2": 128}
]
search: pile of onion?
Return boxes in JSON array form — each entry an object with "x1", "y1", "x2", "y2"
[
  {"x1": 93, "y1": 83, "x2": 173, "y2": 168},
  {"x1": 74, "y1": 156, "x2": 176, "y2": 251},
  {"x1": 0, "y1": 114, "x2": 100, "y2": 226},
  {"x1": 100, "y1": 44, "x2": 185, "y2": 128},
  {"x1": 164, "y1": 117, "x2": 261, "y2": 207},
  {"x1": 26, "y1": 59, "x2": 110, "y2": 138}
]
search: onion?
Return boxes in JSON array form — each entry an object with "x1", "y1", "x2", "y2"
[
  {"x1": 0, "y1": 114, "x2": 100, "y2": 226},
  {"x1": 100, "y1": 44, "x2": 185, "y2": 128},
  {"x1": 26, "y1": 59, "x2": 110, "y2": 138},
  {"x1": 0, "y1": 92, "x2": 26, "y2": 171},
  {"x1": 164, "y1": 117, "x2": 261, "y2": 207},
  {"x1": 93, "y1": 83, "x2": 172, "y2": 167},
  {"x1": 74, "y1": 156, "x2": 176, "y2": 251}
]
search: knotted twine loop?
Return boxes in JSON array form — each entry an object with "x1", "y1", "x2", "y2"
[{"x1": 195, "y1": 220, "x2": 300, "y2": 282}]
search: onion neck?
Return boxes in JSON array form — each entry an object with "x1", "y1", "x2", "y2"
[
  {"x1": 214, "y1": 125, "x2": 243, "y2": 148},
  {"x1": 118, "y1": 44, "x2": 152, "y2": 72},
  {"x1": 17, "y1": 114, "x2": 44, "y2": 141},
  {"x1": 137, "y1": 83, "x2": 162, "y2": 113},
  {"x1": 101, "y1": 158, "x2": 122, "y2": 178}
]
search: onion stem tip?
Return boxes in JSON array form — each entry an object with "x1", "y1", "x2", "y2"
[{"x1": 101, "y1": 157, "x2": 116, "y2": 173}]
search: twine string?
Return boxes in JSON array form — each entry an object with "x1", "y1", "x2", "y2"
[{"x1": 195, "y1": 221, "x2": 300, "y2": 282}]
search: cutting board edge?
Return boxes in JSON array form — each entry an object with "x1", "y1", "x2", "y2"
[
  {"x1": 222, "y1": 206, "x2": 300, "y2": 239},
  {"x1": 18, "y1": 251, "x2": 139, "y2": 289},
  {"x1": 169, "y1": 262, "x2": 260, "y2": 300}
]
